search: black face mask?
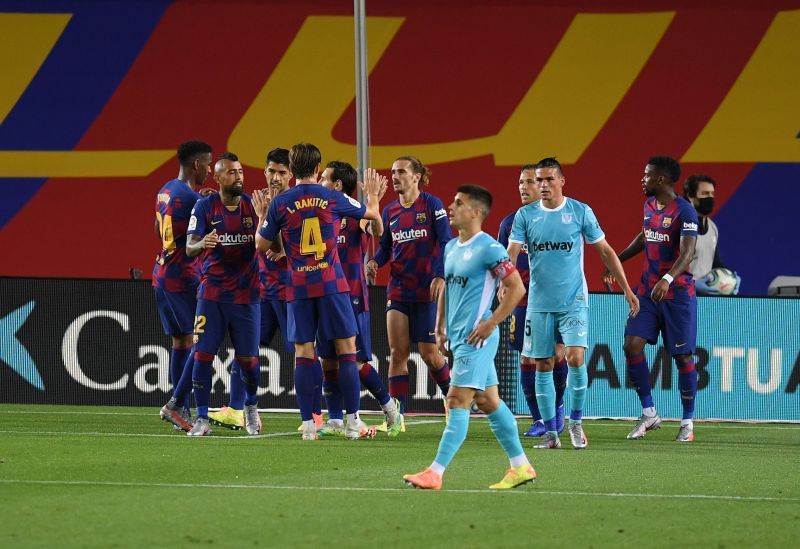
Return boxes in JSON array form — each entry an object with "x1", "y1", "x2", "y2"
[{"x1": 696, "y1": 197, "x2": 714, "y2": 216}]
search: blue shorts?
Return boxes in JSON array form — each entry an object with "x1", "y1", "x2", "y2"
[
  {"x1": 624, "y1": 290, "x2": 697, "y2": 355},
  {"x1": 450, "y1": 336, "x2": 499, "y2": 391},
  {"x1": 508, "y1": 305, "x2": 564, "y2": 352},
  {"x1": 289, "y1": 293, "x2": 357, "y2": 345},
  {"x1": 317, "y1": 298, "x2": 373, "y2": 362},
  {"x1": 522, "y1": 307, "x2": 588, "y2": 359},
  {"x1": 261, "y1": 299, "x2": 291, "y2": 349},
  {"x1": 154, "y1": 287, "x2": 196, "y2": 336},
  {"x1": 386, "y1": 300, "x2": 436, "y2": 344},
  {"x1": 193, "y1": 299, "x2": 260, "y2": 356}
]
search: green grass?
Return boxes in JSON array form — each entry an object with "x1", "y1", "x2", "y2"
[{"x1": 1, "y1": 405, "x2": 798, "y2": 548}]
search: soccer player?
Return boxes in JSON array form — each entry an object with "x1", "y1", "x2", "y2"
[
  {"x1": 497, "y1": 165, "x2": 568, "y2": 437},
  {"x1": 365, "y1": 157, "x2": 452, "y2": 419},
  {"x1": 160, "y1": 152, "x2": 262, "y2": 437},
  {"x1": 153, "y1": 140, "x2": 213, "y2": 427},
  {"x1": 317, "y1": 160, "x2": 402, "y2": 437},
  {"x1": 605, "y1": 156, "x2": 699, "y2": 442},
  {"x1": 207, "y1": 148, "x2": 304, "y2": 431},
  {"x1": 254, "y1": 143, "x2": 384, "y2": 441},
  {"x1": 403, "y1": 184, "x2": 535, "y2": 490},
  {"x1": 508, "y1": 157, "x2": 639, "y2": 449}
]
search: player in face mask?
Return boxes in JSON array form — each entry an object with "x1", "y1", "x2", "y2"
[{"x1": 683, "y1": 174, "x2": 741, "y2": 295}]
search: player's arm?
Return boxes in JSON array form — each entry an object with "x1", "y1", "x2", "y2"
[
  {"x1": 429, "y1": 197, "x2": 452, "y2": 302},
  {"x1": 434, "y1": 277, "x2": 448, "y2": 353},
  {"x1": 601, "y1": 231, "x2": 645, "y2": 287},
  {"x1": 467, "y1": 265, "x2": 524, "y2": 347},
  {"x1": 185, "y1": 201, "x2": 218, "y2": 257},
  {"x1": 593, "y1": 238, "x2": 639, "y2": 317},
  {"x1": 366, "y1": 207, "x2": 391, "y2": 278},
  {"x1": 651, "y1": 234, "x2": 697, "y2": 302},
  {"x1": 154, "y1": 217, "x2": 160, "y2": 239},
  {"x1": 360, "y1": 168, "x2": 386, "y2": 221}
]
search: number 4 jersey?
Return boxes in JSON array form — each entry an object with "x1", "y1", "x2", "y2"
[{"x1": 259, "y1": 183, "x2": 367, "y2": 300}]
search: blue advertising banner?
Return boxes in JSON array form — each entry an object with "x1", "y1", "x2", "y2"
[{"x1": 508, "y1": 294, "x2": 800, "y2": 422}]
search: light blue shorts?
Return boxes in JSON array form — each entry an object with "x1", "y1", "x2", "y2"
[
  {"x1": 522, "y1": 307, "x2": 589, "y2": 359},
  {"x1": 450, "y1": 335, "x2": 499, "y2": 391}
]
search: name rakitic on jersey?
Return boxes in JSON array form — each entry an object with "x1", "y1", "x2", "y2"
[{"x1": 286, "y1": 197, "x2": 329, "y2": 214}]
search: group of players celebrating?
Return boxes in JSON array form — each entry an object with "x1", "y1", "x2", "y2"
[{"x1": 154, "y1": 140, "x2": 701, "y2": 490}]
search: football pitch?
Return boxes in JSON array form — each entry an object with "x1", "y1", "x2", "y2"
[{"x1": 1, "y1": 405, "x2": 798, "y2": 548}]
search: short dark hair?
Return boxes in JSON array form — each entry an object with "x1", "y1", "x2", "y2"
[
  {"x1": 520, "y1": 164, "x2": 537, "y2": 172},
  {"x1": 395, "y1": 156, "x2": 431, "y2": 186},
  {"x1": 218, "y1": 151, "x2": 238, "y2": 162},
  {"x1": 533, "y1": 157, "x2": 563, "y2": 176},
  {"x1": 289, "y1": 143, "x2": 322, "y2": 179},
  {"x1": 647, "y1": 155, "x2": 681, "y2": 183},
  {"x1": 683, "y1": 173, "x2": 716, "y2": 198},
  {"x1": 457, "y1": 184, "x2": 493, "y2": 218},
  {"x1": 177, "y1": 140, "x2": 212, "y2": 166},
  {"x1": 326, "y1": 160, "x2": 358, "y2": 196},
  {"x1": 266, "y1": 147, "x2": 289, "y2": 167}
]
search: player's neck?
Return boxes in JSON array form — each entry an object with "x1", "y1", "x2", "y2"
[
  {"x1": 177, "y1": 169, "x2": 197, "y2": 190},
  {"x1": 220, "y1": 192, "x2": 241, "y2": 207},
  {"x1": 655, "y1": 191, "x2": 676, "y2": 209},
  {"x1": 541, "y1": 195, "x2": 564, "y2": 210},
  {"x1": 458, "y1": 225, "x2": 481, "y2": 242},
  {"x1": 297, "y1": 177, "x2": 319, "y2": 186},
  {"x1": 399, "y1": 188, "x2": 420, "y2": 207}
]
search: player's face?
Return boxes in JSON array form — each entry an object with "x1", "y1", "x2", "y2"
[
  {"x1": 193, "y1": 153, "x2": 213, "y2": 186},
  {"x1": 319, "y1": 167, "x2": 341, "y2": 191},
  {"x1": 216, "y1": 160, "x2": 245, "y2": 196},
  {"x1": 391, "y1": 160, "x2": 420, "y2": 195},
  {"x1": 519, "y1": 169, "x2": 539, "y2": 205},
  {"x1": 534, "y1": 167, "x2": 564, "y2": 201},
  {"x1": 264, "y1": 161, "x2": 292, "y2": 194},
  {"x1": 641, "y1": 164, "x2": 662, "y2": 196},
  {"x1": 695, "y1": 181, "x2": 715, "y2": 200},
  {"x1": 448, "y1": 192, "x2": 476, "y2": 230}
]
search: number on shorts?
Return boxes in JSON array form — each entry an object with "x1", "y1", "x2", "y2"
[
  {"x1": 300, "y1": 217, "x2": 326, "y2": 259},
  {"x1": 524, "y1": 318, "x2": 532, "y2": 337},
  {"x1": 193, "y1": 315, "x2": 207, "y2": 334}
]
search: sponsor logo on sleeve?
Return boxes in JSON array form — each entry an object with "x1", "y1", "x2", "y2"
[
  {"x1": 434, "y1": 208, "x2": 447, "y2": 220},
  {"x1": 188, "y1": 216, "x2": 197, "y2": 231}
]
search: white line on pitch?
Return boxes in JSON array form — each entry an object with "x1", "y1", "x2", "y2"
[{"x1": 0, "y1": 479, "x2": 795, "y2": 503}]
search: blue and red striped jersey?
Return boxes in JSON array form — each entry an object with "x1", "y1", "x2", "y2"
[
  {"x1": 188, "y1": 193, "x2": 260, "y2": 304},
  {"x1": 498, "y1": 210, "x2": 529, "y2": 307},
  {"x1": 639, "y1": 196, "x2": 699, "y2": 299},
  {"x1": 259, "y1": 183, "x2": 366, "y2": 300},
  {"x1": 337, "y1": 216, "x2": 371, "y2": 311},
  {"x1": 152, "y1": 178, "x2": 202, "y2": 292},
  {"x1": 372, "y1": 192, "x2": 452, "y2": 302}
]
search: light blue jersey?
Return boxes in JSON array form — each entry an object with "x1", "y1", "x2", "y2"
[
  {"x1": 509, "y1": 197, "x2": 604, "y2": 312},
  {"x1": 444, "y1": 231, "x2": 511, "y2": 354}
]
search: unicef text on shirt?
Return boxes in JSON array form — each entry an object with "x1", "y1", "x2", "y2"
[
  {"x1": 217, "y1": 233, "x2": 255, "y2": 245},
  {"x1": 392, "y1": 228, "x2": 428, "y2": 243}
]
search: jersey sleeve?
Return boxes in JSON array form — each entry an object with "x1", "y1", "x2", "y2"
[
  {"x1": 679, "y1": 202, "x2": 700, "y2": 237},
  {"x1": 430, "y1": 196, "x2": 452, "y2": 278},
  {"x1": 509, "y1": 210, "x2": 526, "y2": 244},
  {"x1": 371, "y1": 206, "x2": 391, "y2": 267},
  {"x1": 188, "y1": 197, "x2": 209, "y2": 237},
  {"x1": 259, "y1": 199, "x2": 280, "y2": 242},
  {"x1": 486, "y1": 240, "x2": 516, "y2": 280},
  {"x1": 581, "y1": 205, "x2": 605, "y2": 244},
  {"x1": 497, "y1": 215, "x2": 511, "y2": 247},
  {"x1": 333, "y1": 193, "x2": 367, "y2": 220}
]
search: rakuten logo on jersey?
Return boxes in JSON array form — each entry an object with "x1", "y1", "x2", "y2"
[
  {"x1": 218, "y1": 233, "x2": 255, "y2": 246},
  {"x1": 392, "y1": 228, "x2": 428, "y2": 243},
  {"x1": 644, "y1": 228, "x2": 670, "y2": 243}
]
